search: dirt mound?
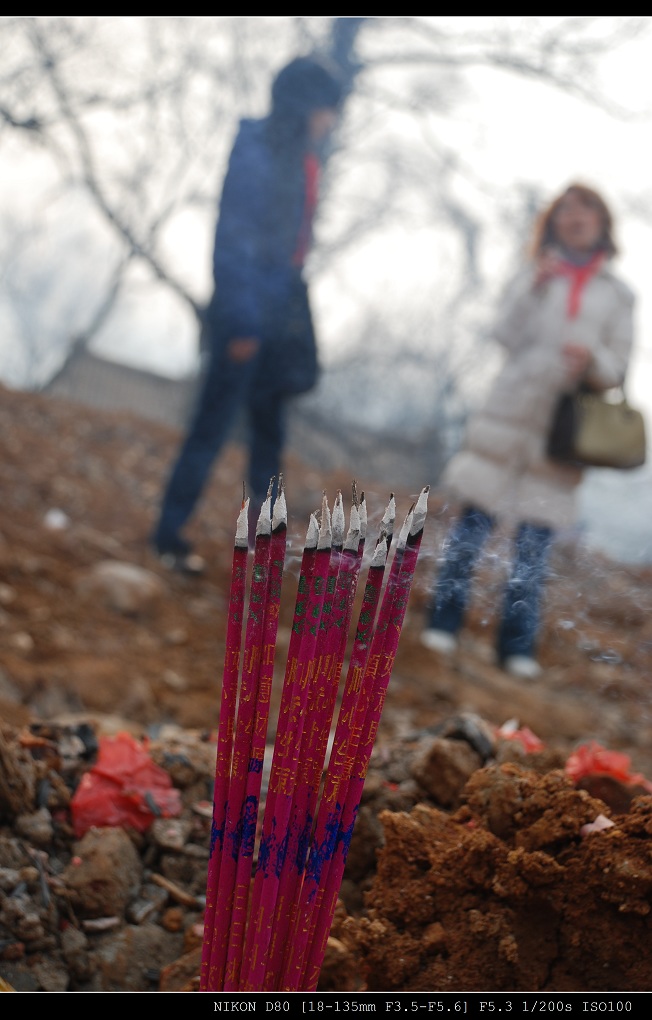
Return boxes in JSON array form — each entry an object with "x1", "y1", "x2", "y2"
[
  {"x1": 1, "y1": 383, "x2": 651, "y2": 992},
  {"x1": 343, "y1": 765, "x2": 652, "y2": 992}
]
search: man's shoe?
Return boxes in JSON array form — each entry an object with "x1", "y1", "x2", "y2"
[
  {"x1": 420, "y1": 628, "x2": 458, "y2": 655},
  {"x1": 157, "y1": 550, "x2": 206, "y2": 575},
  {"x1": 153, "y1": 535, "x2": 206, "y2": 576},
  {"x1": 503, "y1": 655, "x2": 542, "y2": 680}
]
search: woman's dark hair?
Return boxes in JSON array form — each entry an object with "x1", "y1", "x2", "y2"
[
  {"x1": 530, "y1": 183, "x2": 618, "y2": 258},
  {"x1": 267, "y1": 55, "x2": 342, "y2": 154},
  {"x1": 259, "y1": 56, "x2": 342, "y2": 260}
]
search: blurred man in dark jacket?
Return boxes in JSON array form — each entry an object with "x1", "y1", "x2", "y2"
[{"x1": 153, "y1": 55, "x2": 342, "y2": 569}]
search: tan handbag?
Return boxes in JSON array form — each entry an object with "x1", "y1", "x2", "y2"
[{"x1": 547, "y1": 386, "x2": 647, "y2": 470}]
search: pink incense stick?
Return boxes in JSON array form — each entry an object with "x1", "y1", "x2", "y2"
[
  {"x1": 202, "y1": 486, "x2": 427, "y2": 993},
  {"x1": 299, "y1": 504, "x2": 362, "y2": 809},
  {"x1": 287, "y1": 512, "x2": 320, "y2": 664},
  {"x1": 239, "y1": 496, "x2": 333, "y2": 991},
  {"x1": 288, "y1": 495, "x2": 354, "y2": 827},
  {"x1": 300, "y1": 486, "x2": 429, "y2": 991},
  {"x1": 263, "y1": 499, "x2": 364, "y2": 987},
  {"x1": 222, "y1": 483, "x2": 288, "y2": 990},
  {"x1": 234, "y1": 505, "x2": 318, "y2": 982},
  {"x1": 200, "y1": 495, "x2": 249, "y2": 992},
  {"x1": 280, "y1": 521, "x2": 391, "y2": 990},
  {"x1": 206, "y1": 488, "x2": 274, "y2": 991}
]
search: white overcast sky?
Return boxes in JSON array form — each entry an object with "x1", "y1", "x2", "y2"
[{"x1": 1, "y1": 16, "x2": 651, "y2": 559}]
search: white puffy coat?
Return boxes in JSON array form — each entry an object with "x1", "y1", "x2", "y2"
[{"x1": 442, "y1": 259, "x2": 635, "y2": 531}]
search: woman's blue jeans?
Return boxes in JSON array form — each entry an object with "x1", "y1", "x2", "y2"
[
  {"x1": 153, "y1": 341, "x2": 286, "y2": 554},
  {"x1": 427, "y1": 505, "x2": 553, "y2": 661}
]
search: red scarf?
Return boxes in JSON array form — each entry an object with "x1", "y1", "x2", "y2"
[
  {"x1": 292, "y1": 152, "x2": 320, "y2": 268},
  {"x1": 554, "y1": 251, "x2": 604, "y2": 319}
]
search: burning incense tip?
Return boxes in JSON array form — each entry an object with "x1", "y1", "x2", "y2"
[
  {"x1": 318, "y1": 495, "x2": 332, "y2": 550},
  {"x1": 382, "y1": 494, "x2": 396, "y2": 529},
  {"x1": 272, "y1": 477, "x2": 287, "y2": 531},
  {"x1": 256, "y1": 492, "x2": 273, "y2": 538},
  {"x1": 396, "y1": 506, "x2": 414, "y2": 549},
  {"x1": 332, "y1": 491, "x2": 345, "y2": 547},
  {"x1": 371, "y1": 531, "x2": 390, "y2": 568},
  {"x1": 305, "y1": 513, "x2": 319, "y2": 550},
  {"x1": 344, "y1": 504, "x2": 361, "y2": 553},
  {"x1": 410, "y1": 486, "x2": 429, "y2": 536},
  {"x1": 358, "y1": 494, "x2": 367, "y2": 542},
  {"x1": 235, "y1": 499, "x2": 250, "y2": 549}
]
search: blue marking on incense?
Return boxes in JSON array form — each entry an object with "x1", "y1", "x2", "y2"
[
  {"x1": 212, "y1": 799, "x2": 229, "y2": 856},
  {"x1": 295, "y1": 811, "x2": 314, "y2": 872},
  {"x1": 240, "y1": 795, "x2": 259, "y2": 857},
  {"x1": 256, "y1": 816, "x2": 278, "y2": 875},
  {"x1": 274, "y1": 824, "x2": 290, "y2": 879},
  {"x1": 248, "y1": 757, "x2": 263, "y2": 774},
  {"x1": 227, "y1": 795, "x2": 257, "y2": 861},
  {"x1": 336, "y1": 805, "x2": 359, "y2": 860},
  {"x1": 209, "y1": 815, "x2": 225, "y2": 860},
  {"x1": 257, "y1": 832, "x2": 271, "y2": 875},
  {"x1": 227, "y1": 819, "x2": 241, "y2": 861},
  {"x1": 304, "y1": 805, "x2": 342, "y2": 888}
]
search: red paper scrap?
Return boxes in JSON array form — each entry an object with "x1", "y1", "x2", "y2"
[{"x1": 70, "y1": 731, "x2": 181, "y2": 837}]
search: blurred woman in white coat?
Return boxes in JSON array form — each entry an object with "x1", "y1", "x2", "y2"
[{"x1": 422, "y1": 183, "x2": 635, "y2": 678}]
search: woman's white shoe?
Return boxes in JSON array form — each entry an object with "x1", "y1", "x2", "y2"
[
  {"x1": 503, "y1": 655, "x2": 542, "y2": 680},
  {"x1": 420, "y1": 629, "x2": 458, "y2": 655}
]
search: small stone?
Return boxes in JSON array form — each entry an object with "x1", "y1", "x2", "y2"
[
  {"x1": 60, "y1": 924, "x2": 91, "y2": 982},
  {"x1": 181, "y1": 843, "x2": 208, "y2": 860},
  {"x1": 151, "y1": 817, "x2": 192, "y2": 852},
  {"x1": 184, "y1": 922, "x2": 204, "y2": 952},
  {"x1": 411, "y1": 736, "x2": 484, "y2": 808},
  {"x1": 82, "y1": 916, "x2": 121, "y2": 932},
  {"x1": 10, "y1": 632, "x2": 34, "y2": 652},
  {"x1": 0, "y1": 962, "x2": 38, "y2": 992},
  {"x1": 86, "y1": 922, "x2": 185, "y2": 992},
  {"x1": 32, "y1": 957, "x2": 69, "y2": 991},
  {"x1": 8, "y1": 905, "x2": 45, "y2": 944},
  {"x1": 62, "y1": 827, "x2": 142, "y2": 919},
  {"x1": 162, "y1": 669, "x2": 187, "y2": 691},
  {"x1": 127, "y1": 883, "x2": 168, "y2": 925},
  {"x1": 18, "y1": 866, "x2": 40, "y2": 890},
  {"x1": 43, "y1": 508, "x2": 70, "y2": 531},
  {"x1": 191, "y1": 801, "x2": 213, "y2": 819},
  {"x1": 159, "y1": 946, "x2": 202, "y2": 993},
  {"x1": 160, "y1": 906, "x2": 184, "y2": 933},
  {"x1": 164, "y1": 628, "x2": 188, "y2": 646},
  {"x1": 0, "y1": 867, "x2": 21, "y2": 891},
  {"x1": 15, "y1": 807, "x2": 54, "y2": 847},
  {"x1": 61, "y1": 925, "x2": 88, "y2": 957},
  {"x1": 75, "y1": 561, "x2": 166, "y2": 616},
  {"x1": 127, "y1": 899, "x2": 157, "y2": 925},
  {"x1": 1, "y1": 941, "x2": 25, "y2": 961}
]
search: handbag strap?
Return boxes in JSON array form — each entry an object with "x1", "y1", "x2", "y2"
[{"x1": 578, "y1": 378, "x2": 627, "y2": 400}]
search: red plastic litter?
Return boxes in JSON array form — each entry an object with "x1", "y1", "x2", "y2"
[
  {"x1": 499, "y1": 724, "x2": 545, "y2": 753},
  {"x1": 70, "y1": 731, "x2": 182, "y2": 837},
  {"x1": 566, "y1": 740, "x2": 652, "y2": 792}
]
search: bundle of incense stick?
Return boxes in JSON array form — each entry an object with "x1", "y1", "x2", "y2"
[{"x1": 201, "y1": 479, "x2": 429, "y2": 993}]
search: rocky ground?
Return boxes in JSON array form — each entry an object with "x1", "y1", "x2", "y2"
[{"x1": 1, "y1": 382, "x2": 651, "y2": 993}]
